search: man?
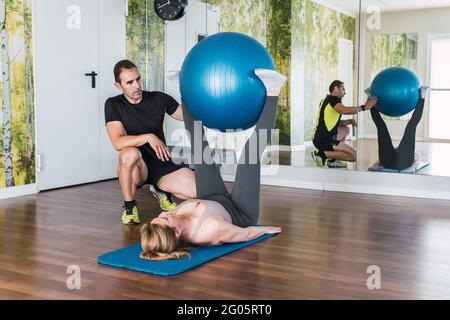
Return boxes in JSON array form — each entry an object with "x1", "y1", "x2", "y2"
[
  {"x1": 311, "y1": 80, "x2": 378, "y2": 167},
  {"x1": 105, "y1": 60, "x2": 196, "y2": 225}
]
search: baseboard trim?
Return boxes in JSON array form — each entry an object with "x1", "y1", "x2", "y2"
[
  {"x1": 222, "y1": 165, "x2": 450, "y2": 200},
  {"x1": 0, "y1": 184, "x2": 38, "y2": 200}
]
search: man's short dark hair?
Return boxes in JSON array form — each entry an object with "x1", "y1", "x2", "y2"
[
  {"x1": 114, "y1": 60, "x2": 137, "y2": 83},
  {"x1": 329, "y1": 80, "x2": 344, "y2": 93}
]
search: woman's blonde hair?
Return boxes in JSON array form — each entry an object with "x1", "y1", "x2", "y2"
[{"x1": 140, "y1": 221, "x2": 190, "y2": 261}]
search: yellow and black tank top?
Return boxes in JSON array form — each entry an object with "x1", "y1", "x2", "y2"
[{"x1": 312, "y1": 95, "x2": 342, "y2": 141}]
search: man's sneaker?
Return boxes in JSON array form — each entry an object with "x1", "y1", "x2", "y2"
[
  {"x1": 326, "y1": 159, "x2": 348, "y2": 168},
  {"x1": 149, "y1": 185, "x2": 177, "y2": 211},
  {"x1": 121, "y1": 205, "x2": 141, "y2": 225},
  {"x1": 311, "y1": 151, "x2": 325, "y2": 167}
]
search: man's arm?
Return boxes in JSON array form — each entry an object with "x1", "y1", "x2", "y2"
[
  {"x1": 106, "y1": 121, "x2": 150, "y2": 151},
  {"x1": 169, "y1": 105, "x2": 184, "y2": 121},
  {"x1": 334, "y1": 103, "x2": 364, "y2": 115},
  {"x1": 339, "y1": 119, "x2": 357, "y2": 127},
  {"x1": 339, "y1": 119, "x2": 353, "y2": 126},
  {"x1": 106, "y1": 121, "x2": 170, "y2": 160},
  {"x1": 334, "y1": 96, "x2": 378, "y2": 115}
]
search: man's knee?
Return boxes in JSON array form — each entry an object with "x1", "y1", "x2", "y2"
[{"x1": 118, "y1": 147, "x2": 141, "y2": 168}]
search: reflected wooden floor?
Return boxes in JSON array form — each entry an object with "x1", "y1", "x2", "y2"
[
  {"x1": 272, "y1": 139, "x2": 450, "y2": 177},
  {"x1": 357, "y1": 139, "x2": 450, "y2": 176},
  {"x1": 2, "y1": 179, "x2": 450, "y2": 299}
]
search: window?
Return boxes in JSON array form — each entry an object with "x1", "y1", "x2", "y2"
[{"x1": 429, "y1": 36, "x2": 450, "y2": 140}]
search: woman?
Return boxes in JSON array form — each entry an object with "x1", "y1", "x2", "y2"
[{"x1": 140, "y1": 69, "x2": 287, "y2": 261}]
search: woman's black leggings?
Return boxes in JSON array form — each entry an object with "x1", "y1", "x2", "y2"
[
  {"x1": 370, "y1": 98, "x2": 425, "y2": 170},
  {"x1": 182, "y1": 96, "x2": 279, "y2": 224}
]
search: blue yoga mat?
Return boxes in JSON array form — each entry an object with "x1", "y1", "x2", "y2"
[{"x1": 97, "y1": 234, "x2": 274, "y2": 276}]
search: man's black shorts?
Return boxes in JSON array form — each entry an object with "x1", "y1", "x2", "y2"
[
  {"x1": 313, "y1": 136, "x2": 340, "y2": 154},
  {"x1": 137, "y1": 146, "x2": 190, "y2": 189}
]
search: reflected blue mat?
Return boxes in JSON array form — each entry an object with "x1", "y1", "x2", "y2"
[
  {"x1": 368, "y1": 161, "x2": 429, "y2": 174},
  {"x1": 97, "y1": 234, "x2": 274, "y2": 276}
]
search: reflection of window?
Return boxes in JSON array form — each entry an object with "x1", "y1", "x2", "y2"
[
  {"x1": 371, "y1": 33, "x2": 418, "y2": 120},
  {"x1": 429, "y1": 36, "x2": 450, "y2": 140},
  {"x1": 126, "y1": 1, "x2": 165, "y2": 91}
]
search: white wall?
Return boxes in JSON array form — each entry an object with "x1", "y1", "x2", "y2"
[{"x1": 359, "y1": 7, "x2": 450, "y2": 141}]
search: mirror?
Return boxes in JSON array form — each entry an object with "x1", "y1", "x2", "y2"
[
  {"x1": 288, "y1": 0, "x2": 360, "y2": 170},
  {"x1": 199, "y1": 1, "x2": 362, "y2": 174},
  {"x1": 126, "y1": 0, "x2": 363, "y2": 174},
  {"x1": 359, "y1": 0, "x2": 450, "y2": 177}
]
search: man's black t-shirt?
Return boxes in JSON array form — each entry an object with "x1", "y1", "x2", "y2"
[
  {"x1": 104, "y1": 91, "x2": 187, "y2": 185},
  {"x1": 312, "y1": 94, "x2": 342, "y2": 141},
  {"x1": 104, "y1": 91, "x2": 178, "y2": 144}
]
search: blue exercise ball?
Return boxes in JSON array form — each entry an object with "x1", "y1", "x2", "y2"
[
  {"x1": 370, "y1": 67, "x2": 421, "y2": 117},
  {"x1": 180, "y1": 32, "x2": 275, "y2": 131}
]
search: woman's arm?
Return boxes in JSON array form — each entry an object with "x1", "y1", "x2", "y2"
[{"x1": 197, "y1": 219, "x2": 281, "y2": 245}]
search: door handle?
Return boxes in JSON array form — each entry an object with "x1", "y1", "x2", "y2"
[{"x1": 85, "y1": 71, "x2": 98, "y2": 88}]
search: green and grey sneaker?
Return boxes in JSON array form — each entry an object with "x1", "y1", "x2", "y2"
[
  {"x1": 326, "y1": 159, "x2": 348, "y2": 168},
  {"x1": 121, "y1": 205, "x2": 140, "y2": 225},
  {"x1": 311, "y1": 151, "x2": 325, "y2": 167},
  {"x1": 149, "y1": 185, "x2": 177, "y2": 211}
]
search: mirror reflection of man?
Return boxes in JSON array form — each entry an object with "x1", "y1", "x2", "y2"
[
  {"x1": 311, "y1": 80, "x2": 377, "y2": 167},
  {"x1": 105, "y1": 60, "x2": 196, "y2": 225}
]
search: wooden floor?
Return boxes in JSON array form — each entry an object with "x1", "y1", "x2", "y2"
[{"x1": 2, "y1": 179, "x2": 450, "y2": 299}]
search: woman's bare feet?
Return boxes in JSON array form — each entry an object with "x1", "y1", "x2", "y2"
[{"x1": 254, "y1": 69, "x2": 288, "y2": 96}]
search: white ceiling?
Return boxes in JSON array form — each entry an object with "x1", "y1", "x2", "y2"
[{"x1": 311, "y1": 0, "x2": 450, "y2": 16}]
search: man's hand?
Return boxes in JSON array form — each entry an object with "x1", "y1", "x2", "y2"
[
  {"x1": 147, "y1": 134, "x2": 171, "y2": 161},
  {"x1": 350, "y1": 119, "x2": 357, "y2": 128},
  {"x1": 364, "y1": 96, "x2": 378, "y2": 110}
]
